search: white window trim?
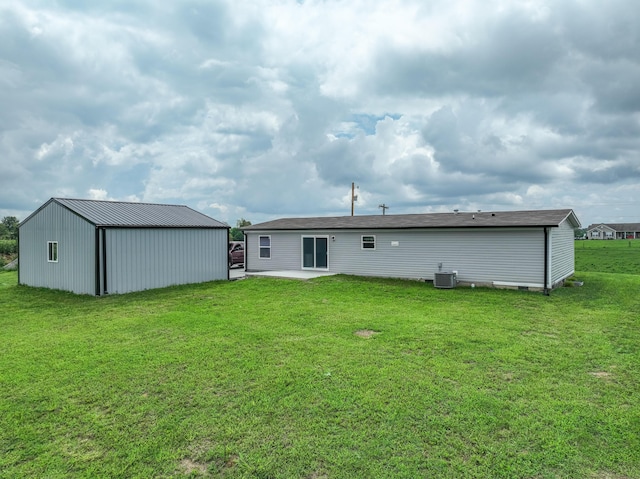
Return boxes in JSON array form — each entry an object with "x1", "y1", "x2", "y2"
[
  {"x1": 259, "y1": 235, "x2": 271, "y2": 259},
  {"x1": 361, "y1": 235, "x2": 376, "y2": 250},
  {"x1": 47, "y1": 241, "x2": 58, "y2": 263}
]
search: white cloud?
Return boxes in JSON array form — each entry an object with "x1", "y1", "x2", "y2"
[
  {"x1": 87, "y1": 188, "x2": 110, "y2": 201},
  {"x1": 36, "y1": 135, "x2": 75, "y2": 161},
  {"x1": 1, "y1": 0, "x2": 639, "y2": 227}
]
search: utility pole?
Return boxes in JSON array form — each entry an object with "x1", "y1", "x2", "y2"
[
  {"x1": 378, "y1": 203, "x2": 389, "y2": 215},
  {"x1": 351, "y1": 182, "x2": 358, "y2": 216}
]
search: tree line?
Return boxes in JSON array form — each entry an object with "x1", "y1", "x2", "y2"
[
  {"x1": 229, "y1": 218, "x2": 251, "y2": 241},
  {"x1": 1, "y1": 216, "x2": 19, "y2": 240}
]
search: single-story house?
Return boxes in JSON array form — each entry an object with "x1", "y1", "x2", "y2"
[
  {"x1": 243, "y1": 209, "x2": 581, "y2": 293},
  {"x1": 586, "y1": 223, "x2": 640, "y2": 240},
  {"x1": 19, "y1": 198, "x2": 229, "y2": 295}
]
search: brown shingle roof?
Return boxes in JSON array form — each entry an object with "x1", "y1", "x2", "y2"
[
  {"x1": 245, "y1": 209, "x2": 579, "y2": 231},
  {"x1": 587, "y1": 223, "x2": 640, "y2": 231}
]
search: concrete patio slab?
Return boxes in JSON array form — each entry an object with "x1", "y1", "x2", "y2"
[
  {"x1": 229, "y1": 267, "x2": 246, "y2": 280},
  {"x1": 245, "y1": 270, "x2": 336, "y2": 280}
]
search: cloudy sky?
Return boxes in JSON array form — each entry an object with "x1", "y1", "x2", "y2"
[{"x1": 1, "y1": 0, "x2": 639, "y2": 227}]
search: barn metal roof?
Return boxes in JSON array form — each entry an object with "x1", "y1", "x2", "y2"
[
  {"x1": 244, "y1": 209, "x2": 580, "y2": 231},
  {"x1": 32, "y1": 198, "x2": 229, "y2": 228}
]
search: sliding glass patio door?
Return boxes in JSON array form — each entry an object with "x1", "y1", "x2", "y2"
[{"x1": 302, "y1": 236, "x2": 328, "y2": 269}]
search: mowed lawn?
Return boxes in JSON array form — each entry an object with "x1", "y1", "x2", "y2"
[
  {"x1": 1, "y1": 243, "x2": 639, "y2": 478},
  {"x1": 575, "y1": 238, "x2": 640, "y2": 275}
]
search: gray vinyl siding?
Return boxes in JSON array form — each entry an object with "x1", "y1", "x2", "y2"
[
  {"x1": 246, "y1": 232, "x2": 303, "y2": 271},
  {"x1": 550, "y1": 219, "x2": 575, "y2": 285},
  {"x1": 336, "y1": 229, "x2": 545, "y2": 285},
  {"x1": 19, "y1": 201, "x2": 96, "y2": 295},
  {"x1": 247, "y1": 228, "x2": 546, "y2": 286},
  {"x1": 104, "y1": 228, "x2": 228, "y2": 294}
]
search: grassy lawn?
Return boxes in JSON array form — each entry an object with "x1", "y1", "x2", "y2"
[
  {"x1": 575, "y1": 238, "x2": 640, "y2": 274},
  {"x1": 1, "y1": 243, "x2": 639, "y2": 478}
]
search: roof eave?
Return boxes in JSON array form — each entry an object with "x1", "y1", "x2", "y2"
[
  {"x1": 96, "y1": 224, "x2": 229, "y2": 229},
  {"x1": 562, "y1": 210, "x2": 582, "y2": 228},
  {"x1": 244, "y1": 224, "x2": 563, "y2": 232},
  {"x1": 19, "y1": 198, "x2": 99, "y2": 228}
]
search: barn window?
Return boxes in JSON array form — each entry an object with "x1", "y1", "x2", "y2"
[
  {"x1": 259, "y1": 235, "x2": 271, "y2": 259},
  {"x1": 47, "y1": 241, "x2": 58, "y2": 262},
  {"x1": 361, "y1": 235, "x2": 376, "y2": 250}
]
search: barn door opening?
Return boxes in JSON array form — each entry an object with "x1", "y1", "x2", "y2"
[{"x1": 302, "y1": 236, "x2": 328, "y2": 270}]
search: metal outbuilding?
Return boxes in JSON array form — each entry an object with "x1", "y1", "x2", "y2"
[
  {"x1": 243, "y1": 209, "x2": 581, "y2": 293},
  {"x1": 19, "y1": 198, "x2": 229, "y2": 295}
]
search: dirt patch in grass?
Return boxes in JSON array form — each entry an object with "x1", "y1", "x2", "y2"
[
  {"x1": 178, "y1": 458, "x2": 208, "y2": 475},
  {"x1": 306, "y1": 472, "x2": 328, "y2": 479},
  {"x1": 354, "y1": 329, "x2": 379, "y2": 339},
  {"x1": 589, "y1": 371, "x2": 612, "y2": 379},
  {"x1": 220, "y1": 454, "x2": 238, "y2": 471}
]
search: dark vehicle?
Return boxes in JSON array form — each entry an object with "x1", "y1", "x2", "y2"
[{"x1": 229, "y1": 241, "x2": 244, "y2": 268}]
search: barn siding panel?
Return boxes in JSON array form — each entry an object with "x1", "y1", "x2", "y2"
[
  {"x1": 19, "y1": 201, "x2": 96, "y2": 295},
  {"x1": 105, "y1": 228, "x2": 227, "y2": 294}
]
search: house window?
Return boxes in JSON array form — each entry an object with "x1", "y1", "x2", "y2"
[
  {"x1": 362, "y1": 235, "x2": 376, "y2": 250},
  {"x1": 259, "y1": 235, "x2": 271, "y2": 259},
  {"x1": 47, "y1": 241, "x2": 58, "y2": 262}
]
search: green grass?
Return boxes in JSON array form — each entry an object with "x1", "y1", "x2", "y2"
[
  {"x1": 1, "y1": 244, "x2": 639, "y2": 478},
  {"x1": 575, "y1": 239, "x2": 640, "y2": 275}
]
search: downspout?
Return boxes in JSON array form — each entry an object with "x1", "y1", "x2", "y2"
[
  {"x1": 543, "y1": 227, "x2": 550, "y2": 296},
  {"x1": 102, "y1": 228, "x2": 108, "y2": 294},
  {"x1": 95, "y1": 227, "x2": 100, "y2": 296},
  {"x1": 243, "y1": 231, "x2": 248, "y2": 272},
  {"x1": 17, "y1": 226, "x2": 20, "y2": 285}
]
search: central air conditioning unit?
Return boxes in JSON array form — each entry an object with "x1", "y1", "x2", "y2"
[{"x1": 434, "y1": 271, "x2": 457, "y2": 289}]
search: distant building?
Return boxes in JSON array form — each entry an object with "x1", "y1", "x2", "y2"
[
  {"x1": 19, "y1": 198, "x2": 229, "y2": 295},
  {"x1": 586, "y1": 223, "x2": 640, "y2": 240}
]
